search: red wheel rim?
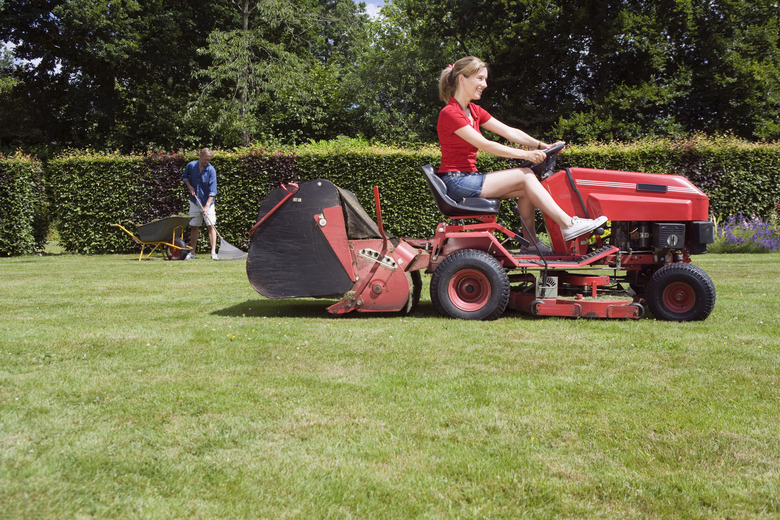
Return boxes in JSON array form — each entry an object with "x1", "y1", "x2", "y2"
[
  {"x1": 448, "y1": 269, "x2": 491, "y2": 312},
  {"x1": 168, "y1": 246, "x2": 182, "y2": 258},
  {"x1": 662, "y1": 282, "x2": 695, "y2": 314}
]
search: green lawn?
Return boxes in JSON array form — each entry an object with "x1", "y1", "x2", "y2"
[{"x1": 1, "y1": 253, "x2": 778, "y2": 519}]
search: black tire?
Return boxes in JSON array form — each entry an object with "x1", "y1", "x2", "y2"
[
  {"x1": 646, "y1": 263, "x2": 716, "y2": 321},
  {"x1": 402, "y1": 270, "x2": 423, "y2": 315},
  {"x1": 529, "y1": 299, "x2": 545, "y2": 316},
  {"x1": 430, "y1": 249, "x2": 510, "y2": 320},
  {"x1": 166, "y1": 238, "x2": 189, "y2": 260},
  {"x1": 629, "y1": 302, "x2": 645, "y2": 319}
]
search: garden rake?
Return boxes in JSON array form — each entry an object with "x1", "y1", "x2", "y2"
[{"x1": 195, "y1": 196, "x2": 247, "y2": 261}]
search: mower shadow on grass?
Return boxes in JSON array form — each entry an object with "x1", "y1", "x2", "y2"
[{"x1": 213, "y1": 299, "x2": 439, "y2": 319}]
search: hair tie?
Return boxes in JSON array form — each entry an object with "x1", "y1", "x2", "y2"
[{"x1": 446, "y1": 64, "x2": 453, "y2": 70}]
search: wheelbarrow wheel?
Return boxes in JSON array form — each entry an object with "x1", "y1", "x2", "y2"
[
  {"x1": 166, "y1": 238, "x2": 189, "y2": 260},
  {"x1": 430, "y1": 249, "x2": 510, "y2": 320}
]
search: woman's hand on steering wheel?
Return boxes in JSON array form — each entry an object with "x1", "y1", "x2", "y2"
[
  {"x1": 529, "y1": 140, "x2": 565, "y2": 178},
  {"x1": 526, "y1": 141, "x2": 565, "y2": 163},
  {"x1": 526, "y1": 150, "x2": 547, "y2": 163},
  {"x1": 542, "y1": 141, "x2": 566, "y2": 156}
]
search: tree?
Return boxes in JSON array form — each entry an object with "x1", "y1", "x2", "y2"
[
  {"x1": 0, "y1": 45, "x2": 16, "y2": 95},
  {"x1": 344, "y1": 3, "x2": 456, "y2": 144},
  {"x1": 553, "y1": 0, "x2": 780, "y2": 142},
  {"x1": 2, "y1": 0, "x2": 777, "y2": 150},
  {"x1": 375, "y1": 0, "x2": 780, "y2": 143},
  {"x1": 192, "y1": 0, "x2": 372, "y2": 147},
  {"x1": 0, "y1": 0, "x2": 230, "y2": 150},
  {"x1": 673, "y1": 0, "x2": 780, "y2": 140}
]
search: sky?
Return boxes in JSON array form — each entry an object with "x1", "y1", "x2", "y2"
[{"x1": 361, "y1": 1, "x2": 386, "y2": 18}]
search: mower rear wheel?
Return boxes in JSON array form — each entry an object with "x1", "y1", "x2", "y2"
[
  {"x1": 166, "y1": 238, "x2": 189, "y2": 260},
  {"x1": 646, "y1": 263, "x2": 715, "y2": 321},
  {"x1": 431, "y1": 249, "x2": 510, "y2": 320}
]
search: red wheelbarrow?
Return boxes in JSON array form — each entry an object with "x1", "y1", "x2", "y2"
[{"x1": 112, "y1": 216, "x2": 192, "y2": 261}]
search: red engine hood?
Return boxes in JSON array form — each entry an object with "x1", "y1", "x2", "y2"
[{"x1": 543, "y1": 167, "x2": 710, "y2": 222}]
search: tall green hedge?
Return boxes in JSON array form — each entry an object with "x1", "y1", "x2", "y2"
[
  {"x1": 49, "y1": 153, "x2": 150, "y2": 254},
  {"x1": 20, "y1": 137, "x2": 780, "y2": 255},
  {"x1": 294, "y1": 139, "x2": 511, "y2": 238},
  {"x1": 47, "y1": 151, "x2": 295, "y2": 253},
  {"x1": 0, "y1": 153, "x2": 47, "y2": 256}
]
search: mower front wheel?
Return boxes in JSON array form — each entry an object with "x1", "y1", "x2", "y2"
[
  {"x1": 646, "y1": 263, "x2": 715, "y2": 321},
  {"x1": 430, "y1": 249, "x2": 510, "y2": 320}
]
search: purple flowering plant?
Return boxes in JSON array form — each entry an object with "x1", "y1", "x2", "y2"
[{"x1": 708, "y1": 210, "x2": 780, "y2": 253}]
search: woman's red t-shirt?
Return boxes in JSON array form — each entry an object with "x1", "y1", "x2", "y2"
[{"x1": 437, "y1": 97, "x2": 492, "y2": 173}]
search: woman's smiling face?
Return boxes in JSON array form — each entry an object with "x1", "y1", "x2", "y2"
[{"x1": 459, "y1": 66, "x2": 488, "y2": 101}]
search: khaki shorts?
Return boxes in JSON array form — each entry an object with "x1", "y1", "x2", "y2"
[{"x1": 189, "y1": 201, "x2": 217, "y2": 227}]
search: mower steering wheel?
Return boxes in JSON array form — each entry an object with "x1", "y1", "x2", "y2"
[
  {"x1": 532, "y1": 141, "x2": 565, "y2": 179},
  {"x1": 543, "y1": 142, "x2": 565, "y2": 157}
]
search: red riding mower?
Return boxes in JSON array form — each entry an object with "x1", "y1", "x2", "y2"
[{"x1": 247, "y1": 145, "x2": 716, "y2": 321}]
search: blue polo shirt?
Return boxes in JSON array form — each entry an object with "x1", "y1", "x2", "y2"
[{"x1": 182, "y1": 159, "x2": 217, "y2": 205}]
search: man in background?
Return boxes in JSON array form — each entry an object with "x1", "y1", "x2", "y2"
[{"x1": 182, "y1": 148, "x2": 218, "y2": 260}]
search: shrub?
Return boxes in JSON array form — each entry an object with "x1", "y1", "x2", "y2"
[
  {"x1": 0, "y1": 153, "x2": 48, "y2": 256},
  {"x1": 48, "y1": 152, "x2": 147, "y2": 254},
  {"x1": 38, "y1": 138, "x2": 780, "y2": 254},
  {"x1": 563, "y1": 136, "x2": 780, "y2": 222},
  {"x1": 48, "y1": 149, "x2": 297, "y2": 253},
  {"x1": 708, "y1": 213, "x2": 780, "y2": 253}
]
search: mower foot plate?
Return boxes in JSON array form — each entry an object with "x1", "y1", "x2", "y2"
[{"x1": 513, "y1": 245, "x2": 618, "y2": 268}]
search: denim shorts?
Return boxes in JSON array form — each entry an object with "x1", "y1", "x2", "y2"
[{"x1": 440, "y1": 171, "x2": 485, "y2": 200}]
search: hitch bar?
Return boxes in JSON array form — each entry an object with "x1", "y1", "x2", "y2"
[{"x1": 249, "y1": 183, "x2": 299, "y2": 236}]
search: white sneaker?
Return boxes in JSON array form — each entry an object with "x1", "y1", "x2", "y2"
[
  {"x1": 211, "y1": 253, "x2": 219, "y2": 260},
  {"x1": 562, "y1": 216, "x2": 608, "y2": 241}
]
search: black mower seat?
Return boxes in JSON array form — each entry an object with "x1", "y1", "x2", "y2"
[{"x1": 421, "y1": 164, "x2": 500, "y2": 217}]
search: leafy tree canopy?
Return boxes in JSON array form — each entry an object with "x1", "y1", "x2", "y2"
[
  {"x1": 379, "y1": 0, "x2": 780, "y2": 143},
  {"x1": 0, "y1": 0, "x2": 778, "y2": 152}
]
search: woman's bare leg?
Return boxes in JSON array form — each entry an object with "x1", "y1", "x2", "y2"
[
  {"x1": 481, "y1": 168, "x2": 572, "y2": 229},
  {"x1": 515, "y1": 195, "x2": 538, "y2": 242}
]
